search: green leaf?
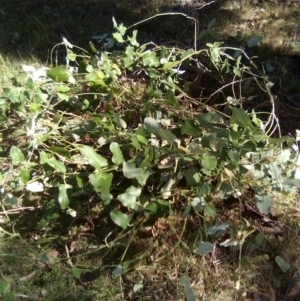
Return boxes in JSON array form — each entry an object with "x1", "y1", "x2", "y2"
[
  {"x1": 67, "y1": 51, "x2": 76, "y2": 61},
  {"x1": 85, "y1": 64, "x2": 93, "y2": 72},
  {"x1": 113, "y1": 32, "x2": 125, "y2": 43},
  {"x1": 112, "y1": 263, "x2": 129, "y2": 276},
  {"x1": 201, "y1": 153, "x2": 217, "y2": 170},
  {"x1": 58, "y1": 92, "x2": 69, "y2": 101},
  {"x1": 47, "y1": 65, "x2": 69, "y2": 82},
  {"x1": 218, "y1": 181, "x2": 235, "y2": 199},
  {"x1": 268, "y1": 162, "x2": 282, "y2": 180},
  {"x1": 123, "y1": 46, "x2": 135, "y2": 68},
  {"x1": 0, "y1": 280, "x2": 10, "y2": 293},
  {"x1": 89, "y1": 41, "x2": 98, "y2": 53},
  {"x1": 209, "y1": 137, "x2": 227, "y2": 152},
  {"x1": 275, "y1": 255, "x2": 291, "y2": 273},
  {"x1": 157, "y1": 129, "x2": 176, "y2": 144},
  {"x1": 198, "y1": 241, "x2": 213, "y2": 255},
  {"x1": 198, "y1": 29, "x2": 207, "y2": 40},
  {"x1": 144, "y1": 117, "x2": 161, "y2": 133},
  {"x1": 181, "y1": 49, "x2": 194, "y2": 60},
  {"x1": 56, "y1": 85, "x2": 70, "y2": 93},
  {"x1": 163, "y1": 60, "x2": 181, "y2": 71},
  {"x1": 207, "y1": 17, "x2": 217, "y2": 30},
  {"x1": 136, "y1": 134, "x2": 148, "y2": 145},
  {"x1": 233, "y1": 66, "x2": 241, "y2": 77},
  {"x1": 3, "y1": 291, "x2": 16, "y2": 301},
  {"x1": 230, "y1": 107, "x2": 261, "y2": 133},
  {"x1": 47, "y1": 157, "x2": 67, "y2": 173},
  {"x1": 5, "y1": 194, "x2": 18, "y2": 206},
  {"x1": 117, "y1": 185, "x2": 141, "y2": 209},
  {"x1": 204, "y1": 202, "x2": 216, "y2": 219},
  {"x1": 110, "y1": 210, "x2": 131, "y2": 229},
  {"x1": 181, "y1": 120, "x2": 200, "y2": 136},
  {"x1": 255, "y1": 232, "x2": 264, "y2": 246},
  {"x1": 110, "y1": 142, "x2": 124, "y2": 165},
  {"x1": 89, "y1": 172, "x2": 113, "y2": 203},
  {"x1": 247, "y1": 36, "x2": 263, "y2": 48},
  {"x1": 25, "y1": 77, "x2": 34, "y2": 89},
  {"x1": 208, "y1": 223, "x2": 229, "y2": 236},
  {"x1": 20, "y1": 169, "x2": 31, "y2": 184},
  {"x1": 10, "y1": 146, "x2": 25, "y2": 165},
  {"x1": 122, "y1": 162, "x2": 149, "y2": 185},
  {"x1": 142, "y1": 51, "x2": 160, "y2": 67},
  {"x1": 196, "y1": 112, "x2": 222, "y2": 128},
  {"x1": 78, "y1": 59, "x2": 89, "y2": 73},
  {"x1": 128, "y1": 30, "x2": 139, "y2": 47},
  {"x1": 39, "y1": 150, "x2": 48, "y2": 164},
  {"x1": 181, "y1": 275, "x2": 196, "y2": 301},
  {"x1": 283, "y1": 176, "x2": 300, "y2": 186},
  {"x1": 210, "y1": 47, "x2": 220, "y2": 63},
  {"x1": 72, "y1": 267, "x2": 83, "y2": 279},
  {"x1": 182, "y1": 167, "x2": 201, "y2": 187},
  {"x1": 114, "y1": 115, "x2": 127, "y2": 129},
  {"x1": 49, "y1": 146, "x2": 71, "y2": 159},
  {"x1": 81, "y1": 146, "x2": 108, "y2": 170},
  {"x1": 85, "y1": 71, "x2": 106, "y2": 86},
  {"x1": 255, "y1": 194, "x2": 273, "y2": 215},
  {"x1": 58, "y1": 184, "x2": 72, "y2": 209},
  {"x1": 166, "y1": 90, "x2": 179, "y2": 107}
]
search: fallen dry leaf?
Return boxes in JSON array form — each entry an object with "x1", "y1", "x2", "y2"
[
  {"x1": 69, "y1": 241, "x2": 77, "y2": 253},
  {"x1": 287, "y1": 281, "x2": 300, "y2": 299},
  {"x1": 281, "y1": 250, "x2": 292, "y2": 265},
  {"x1": 45, "y1": 249, "x2": 59, "y2": 264},
  {"x1": 262, "y1": 226, "x2": 284, "y2": 235}
]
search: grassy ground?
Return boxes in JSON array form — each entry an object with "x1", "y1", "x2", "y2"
[{"x1": 1, "y1": 0, "x2": 300, "y2": 300}]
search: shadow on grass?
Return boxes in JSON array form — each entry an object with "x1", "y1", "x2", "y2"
[{"x1": 0, "y1": 0, "x2": 299, "y2": 133}]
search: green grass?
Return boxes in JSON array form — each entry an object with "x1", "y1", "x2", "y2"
[{"x1": 1, "y1": 1, "x2": 300, "y2": 301}]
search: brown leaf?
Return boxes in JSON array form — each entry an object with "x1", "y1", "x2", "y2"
[
  {"x1": 69, "y1": 241, "x2": 77, "y2": 253},
  {"x1": 45, "y1": 249, "x2": 59, "y2": 264},
  {"x1": 261, "y1": 226, "x2": 284, "y2": 235},
  {"x1": 281, "y1": 251, "x2": 292, "y2": 265},
  {"x1": 287, "y1": 281, "x2": 300, "y2": 299}
]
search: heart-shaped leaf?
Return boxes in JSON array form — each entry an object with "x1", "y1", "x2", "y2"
[
  {"x1": 144, "y1": 117, "x2": 161, "y2": 133},
  {"x1": 122, "y1": 162, "x2": 149, "y2": 185},
  {"x1": 198, "y1": 241, "x2": 213, "y2": 255},
  {"x1": 47, "y1": 157, "x2": 67, "y2": 174},
  {"x1": 10, "y1": 146, "x2": 25, "y2": 165},
  {"x1": 208, "y1": 223, "x2": 229, "y2": 236},
  {"x1": 72, "y1": 267, "x2": 83, "y2": 279},
  {"x1": 89, "y1": 172, "x2": 113, "y2": 203},
  {"x1": 201, "y1": 154, "x2": 217, "y2": 170},
  {"x1": 110, "y1": 210, "x2": 131, "y2": 229},
  {"x1": 110, "y1": 142, "x2": 124, "y2": 165},
  {"x1": 81, "y1": 146, "x2": 108, "y2": 170},
  {"x1": 47, "y1": 65, "x2": 69, "y2": 82},
  {"x1": 255, "y1": 194, "x2": 273, "y2": 215},
  {"x1": 117, "y1": 185, "x2": 141, "y2": 209},
  {"x1": 58, "y1": 184, "x2": 72, "y2": 210}
]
